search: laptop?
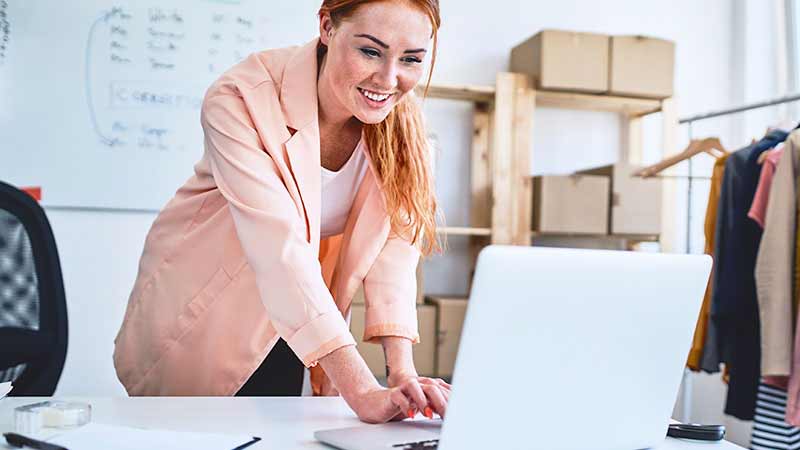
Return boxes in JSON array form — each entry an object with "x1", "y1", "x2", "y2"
[{"x1": 315, "y1": 246, "x2": 711, "y2": 450}]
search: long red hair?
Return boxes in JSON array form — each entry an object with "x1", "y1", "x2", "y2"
[{"x1": 318, "y1": 0, "x2": 442, "y2": 256}]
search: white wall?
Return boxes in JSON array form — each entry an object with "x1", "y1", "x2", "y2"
[
  {"x1": 21, "y1": 0, "x2": 775, "y2": 446},
  {"x1": 46, "y1": 208, "x2": 153, "y2": 396}
]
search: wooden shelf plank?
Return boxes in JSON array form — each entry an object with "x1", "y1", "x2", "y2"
[
  {"x1": 416, "y1": 84, "x2": 495, "y2": 103},
  {"x1": 530, "y1": 231, "x2": 660, "y2": 242},
  {"x1": 419, "y1": 83, "x2": 665, "y2": 117},
  {"x1": 534, "y1": 90, "x2": 662, "y2": 116},
  {"x1": 437, "y1": 226, "x2": 492, "y2": 236}
]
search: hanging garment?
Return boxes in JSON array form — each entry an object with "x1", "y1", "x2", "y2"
[
  {"x1": 688, "y1": 154, "x2": 729, "y2": 371},
  {"x1": 749, "y1": 146, "x2": 789, "y2": 389},
  {"x1": 710, "y1": 129, "x2": 788, "y2": 420},
  {"x1": 749, "y1": 147, "x2": 785, "y2": 228},
  {"x1": 750, "y1": 381, "x2": 800, "y2": 450},
  {"x1": 795, "y1": 185, "x2": 800, "y2": 322},
  {"x1": 795, "y1": 165, "x2": 800, "y2": 328},
  {"x1": 774, "y1": 134, "x2": 800, "y2": 426},
  {"x1": 754, "y1": 145, "x2": 793, "y2": 377}
]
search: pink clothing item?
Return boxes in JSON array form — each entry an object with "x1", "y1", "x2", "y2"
[
  {"x1": 113, "y1": 38, "x2": 421, "y2": 396},
  {"x1": 748, "y1": 146, "x2": 783, "y2": 228},
  {"x1": 764, "y1": 376, "x2": 789, "y2": 390}
]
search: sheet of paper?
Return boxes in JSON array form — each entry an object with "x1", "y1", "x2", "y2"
[
  {"x1": 47, "y1": 423, "x2": 260, "y2": 450},
  {"x1": 0, "y1": 382, "x2": 12, "y2": 399}
]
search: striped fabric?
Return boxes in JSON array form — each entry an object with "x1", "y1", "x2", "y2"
[{"x1": 751, "y1": 382, "x2": 800, "y2": 450}]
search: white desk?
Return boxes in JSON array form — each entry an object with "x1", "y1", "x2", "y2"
[{"x1": 0, "y1": 397, "x2": 744, "y2": 449}]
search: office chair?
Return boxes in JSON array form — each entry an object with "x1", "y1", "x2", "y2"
[{"x1": 0, "y1": 181, "x2": 67, "y2": 395}]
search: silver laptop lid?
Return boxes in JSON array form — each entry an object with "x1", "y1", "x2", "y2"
[{"x1": 440, "y1": 246, "x2": 711, "y2": 450}]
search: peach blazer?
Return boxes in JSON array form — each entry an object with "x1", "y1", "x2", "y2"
[{"x1": 113, "y1": 38, "x2": 421, "y2": 396}]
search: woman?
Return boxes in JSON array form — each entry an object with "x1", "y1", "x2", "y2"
[{"x1": 113, "y1": 0, "x2": 449, "y2": 424}]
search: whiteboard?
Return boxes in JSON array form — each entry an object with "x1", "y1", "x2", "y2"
[{"x1": 0, "y1": 1, "x2": 318, "y2": 210}]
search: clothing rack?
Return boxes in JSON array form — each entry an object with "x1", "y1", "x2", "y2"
[
  {"x1": 679, "y1": 92, "x2": 800, "y2": 124},
  {"x1": 676, "y1": 92, "x2": 800, "y2": 423},
  {"x1": 678, "y1": 92, "x2": 800, "y2": 254}
]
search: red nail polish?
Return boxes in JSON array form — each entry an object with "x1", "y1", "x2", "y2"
[
  {"x1": 424, "y1": 407, "x2": 433, "y2": 419},
  {"x1": 407, "y1": 409, "x2": 415, "y2": 419}
]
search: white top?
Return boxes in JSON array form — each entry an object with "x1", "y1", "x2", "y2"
[
  {"x1": 320, "y1": 138, "x2": 368, "y2": 238},
  {"x1": 0, "y1": 397, "x2": 746, "y2": 449}
]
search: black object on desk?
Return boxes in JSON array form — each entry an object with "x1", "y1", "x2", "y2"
[
  {"x1": 3, "y1": 432, "x2": 69, "y2": 450},
  {"x1": 667, "y1": 423, "x2": 726, "y2": 441}
]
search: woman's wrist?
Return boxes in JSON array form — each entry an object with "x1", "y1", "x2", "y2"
[
  {"x1": 318, "y1": 345, "x2": 381, "y2": 407},
  {"x1": 381, "y1": 336, "x2": 416, "y2": 381}
]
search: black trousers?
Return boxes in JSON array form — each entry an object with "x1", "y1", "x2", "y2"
[{"x1": 235, "y1": 339, "x2": 305, "y2": 396}]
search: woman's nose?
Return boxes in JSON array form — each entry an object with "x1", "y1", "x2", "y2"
[{"x1": 371, "y1": 62, "x2": 398, "y2": 92}]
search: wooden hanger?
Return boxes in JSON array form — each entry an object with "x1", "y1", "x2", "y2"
[{"x1": 634, "y1": 137, "x2": 729, "y2": 178}]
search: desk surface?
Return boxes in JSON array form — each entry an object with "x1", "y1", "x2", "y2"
[{"x1": 0, "y1": 397, "x2": 744, "y2": 449}]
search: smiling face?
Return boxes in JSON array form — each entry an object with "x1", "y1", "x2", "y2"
[{"x1": 318, "y1": 1, "x2": 433, "y2": 125}]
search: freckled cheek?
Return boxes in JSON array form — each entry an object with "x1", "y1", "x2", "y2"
[
  {"x1": 332, "y1": 55, "x2": 370, "y2": 94},
  {"x1": 396, "y1": 74, "x2": 420, "y2": 96}
]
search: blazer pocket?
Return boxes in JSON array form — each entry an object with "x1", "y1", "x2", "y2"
[
  {"x1": 182, "y1": 267, "x2": 233, "y2": 325},
  {"x1": 221, "y1": 229, "x2": 247, "y2": 278}
]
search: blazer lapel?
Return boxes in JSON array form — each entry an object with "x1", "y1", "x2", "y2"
[
  {"x1": 284, "y1": 126, "x2": 321, "y2": 248},
  {"x1": 280, "y1": 39, "x2": 322, "y2": 249}
]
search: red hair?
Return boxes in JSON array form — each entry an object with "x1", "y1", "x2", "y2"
[{"x1": 318, "y1": 0, "x2": 442, "y2": 255}]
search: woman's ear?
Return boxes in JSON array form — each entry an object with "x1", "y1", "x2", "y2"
[{"x1": 319, "y1": 15, "x2": 334, "y2": 46}]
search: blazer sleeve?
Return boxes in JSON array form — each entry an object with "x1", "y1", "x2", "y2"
[
  {"x1": 362, "y1": 233, "x2": 421, "y2": 344},
  {"x1": 200, "y1": 89, "x2": 355, "y2": 368}
]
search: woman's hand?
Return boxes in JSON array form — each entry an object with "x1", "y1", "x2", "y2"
[
  {"x1": 387, "y1": 371, "x2": 451, "y2": 419},
  {"x1": 317, "y1": 345, "x2": 450, "y2": 424},
  {"x1": 353, "y1": 375, "x2": 450, "y2": 424}
]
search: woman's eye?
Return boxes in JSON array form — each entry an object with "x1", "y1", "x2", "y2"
[
  {"x1": 360, "y1": 48, "x2": 380, "y2": 58},
  {"x1": 402, "y1": 57, "x2": 422, "y2": 64}
]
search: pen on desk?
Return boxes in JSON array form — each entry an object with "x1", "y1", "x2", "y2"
[{"x1": 3, "y1": 432, "x2": 69, "y2": 450}]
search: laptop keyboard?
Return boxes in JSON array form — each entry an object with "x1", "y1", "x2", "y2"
[{"x1": 392, "y1": 439, "x2": 439, "y2": 449}]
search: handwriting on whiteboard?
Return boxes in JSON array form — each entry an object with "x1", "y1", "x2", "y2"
[
  {"x1": 85, "y1": 5, "x2": 268, "y2": 151},
  {"x1": 0, "y1": 0, "x2": 9, "y2": 66}
]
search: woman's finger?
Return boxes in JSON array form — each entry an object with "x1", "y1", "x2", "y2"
[
  {"x1": 421, "y1": 384, "x2": 447, "y2": 418},
  {"x1": 389, "y1": 388, "x2": 414, "y2": 418},
  {"x1": 400, "y1": 378, "x2": 428, "y2": 414},
  {"x1": 437, "y1": 384, "x2": 450, "y2": 403},
  {"x1": 418, "y1": 377, "x2": 451, "y2": 393}
]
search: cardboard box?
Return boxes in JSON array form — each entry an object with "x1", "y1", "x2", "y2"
[
  {"x1": 425, "y1": 296, "x2": 469, "y2": 378},
  {"x1": 578, "y1": 162, "x2": 662, "y2": 235},
  {"x1": 352, "y1": 258, "x2": 424, "y2": 305},
  {"x1": 609, "y1": 36, "x2": 675, "y2": 99},
  {"x1": 532, "y1": 175, "x2": 610, "y2": 234},
  {"x1": 349, "y1": 304, "x2": 437, "y2": 377},
  {"x1": 510, "y1": 29, "x2": 610, "y2": 94}
]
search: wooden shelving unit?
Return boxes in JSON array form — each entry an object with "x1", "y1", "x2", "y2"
[{"x1": 418, "y1": 73, "x2": 678, "y2": 287}]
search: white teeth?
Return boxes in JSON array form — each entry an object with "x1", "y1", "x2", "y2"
[{"x1": 360, "y1": 88, "x2": 390, "y2": 102}]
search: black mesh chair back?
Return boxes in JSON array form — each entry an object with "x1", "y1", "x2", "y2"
[{"x1": 0, "y1": 181, "x2": 67, "y2": 395}]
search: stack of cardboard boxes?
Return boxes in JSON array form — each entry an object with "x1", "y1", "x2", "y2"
[
  {"x1": 512, "y1": 29, "x2": 673, "y2": 237},
  {"x1": 531, "y1": 162, "x2": 663, "y2": 236},
  {"x1": 510, "y1": 29, "x2": 675, "y2": 98}
]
